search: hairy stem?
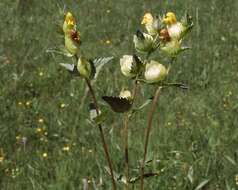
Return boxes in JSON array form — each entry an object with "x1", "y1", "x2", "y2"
[
  {"x1": 140, "y1": 86, "x2": 162, "y2": 190},
  {"x1": 85, "y1": 78, "x2": 117, "y2": 190}
]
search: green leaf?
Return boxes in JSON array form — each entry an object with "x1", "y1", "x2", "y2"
[
  {"x1": 93, "y1": 57, "x2": 114, "y2": 79},
  {"x1": 138, "y1": 98, "x2": 153, "y2": 110},
  {"x1": 187, "y1": 166, "x2": 194, "y2": 184},
  {"x1": 93, "y1": 112, "x2": 107, "y2": 125},
  {"x1": 59, "y1": 63, "x2": 79, "y2": 76},
  {"x1": 224, "y1": 155, "x2": 236, "y2": 166},
  {"x1": 194, "y1": 179, "x2": 210, "y2": 190}
]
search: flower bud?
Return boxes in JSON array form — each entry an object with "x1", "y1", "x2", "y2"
[
  {"x1": 119, "y1": 90, "x2": 132, "y2": 100},
  {"x1": 120, "y1": 55, "x2": 141, "y2": 78},
  {"x1": 141, "y1": 13, "x2": 160, "y2": 36},
  {"x1": 77, "y1": 57, "x2": 92, "y2": 79},
  {"x1": 144, "y1": 61, "x2": 167, "y2": 83},
  {"x1": 160, "y1": 39, "x2": 182, "y2": 57},
  {"x1": 63, "y1": 12, "x2": 76, "y2": 34},
  {"x1": 133, "y1": 31, "x2": 154, "y2": 53}
]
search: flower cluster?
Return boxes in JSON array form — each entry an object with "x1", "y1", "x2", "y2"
[
  {"x1": 120, "y1": 11, "x2": 193, "y2": 84},
  {"x1": 63, "y1": 12, "x2": 81, "y2": 56}
]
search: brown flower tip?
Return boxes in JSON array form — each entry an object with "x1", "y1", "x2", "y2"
[{"x1": 159, "y1": 28, "x2": 171, "y2": 42}]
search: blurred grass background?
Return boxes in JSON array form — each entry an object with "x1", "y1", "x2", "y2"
[{"x1": 0, "y1": 0, "x2": 238, "y2": 189}]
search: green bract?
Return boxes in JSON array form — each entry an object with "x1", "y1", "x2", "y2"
[
  {"x1": 77, "y1": 57, "x2": 92, "y2": 79},
  {"x1": 64, "y1": 34, "x2": 80, "y2": 56},
  {"x1": 133, "y1": 31, "x2": 154, "y2": 53}
]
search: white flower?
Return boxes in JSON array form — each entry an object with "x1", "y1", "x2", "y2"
[
  {"x1": 120, "y1": 55, "x2": 137, "y2": 78},
  {"x1": 119, "y1": 90, "x2": 132, "y2": 100},
  {"x1": 144, "y1": 61, "x2": 167, "y2": 83},
  {"x1": 167, "y1": 22, "x2": 185, "y2": 40}
]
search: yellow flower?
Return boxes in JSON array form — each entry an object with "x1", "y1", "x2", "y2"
[
  {"x1": 38, "y1": 118, "x2": 44, "y2": 124},
  {"x1": 16, "y1": 135, "x2": 21, "y2": 141},
  {"x1": 18, "y1": 102, "x2": 23, "y2": 106},
  {"x1": 163, "y1": 12, "x2": 177, "y2": 25},
  {"x1": 141, "y1": 13, "x2": 153, "y2": 25},
  {"x1": 63, "y1": 12, "x2": 76, "y2": 34},
  {"x1": 0, "y1": 149, "x2": 5, "y2": 163},
  {"x1": 141, "y1": 13, "x2": 160, "y2": 36},
  {"x1": 36, "y1": 127, "x2": 43, "y2": 133},
  {"x1": 60, "y1": 103, "x2": 66, "y2": 108},
  {"x1": 62, "y1": 146, "x2": 70, "y2": 152},
  {"x1": 25, "y1": 101, "x2": 31, "y2": 106},
  {"x1": 39, "y1": 72, "x2": 43, "y2": 76},
  {"x1": 42, "y1": 152, "x2": 48, "y2": 158},
  {"x1": 105, "y1": 40, "x2": 111, "y2": 44},
  {"x1": 163, "y1": 12, "x2": 189, "y2": 40}
]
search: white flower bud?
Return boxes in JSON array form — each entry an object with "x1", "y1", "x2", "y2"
[
  {"x1": 167, "y1": 22, "x2": 185, "y2": 40},
  {"x1": 120, "y1": 55, "x2": 137, "y2": 78},
  {"x1": 144, "y1": 61, "x2": 167, "y2": 83}
]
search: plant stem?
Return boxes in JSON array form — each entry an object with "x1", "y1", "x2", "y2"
[
  {"x1": 85, "y1": 78, "x2": 117, "y2": 190},
  {"x1": 123, "y1": 77, "x2": 140, "y2": 190},
  {"x1": 140, "y1": 86, "x2": 162, "y2": 190},
  {"x1": 123, "y1": 114, "x2": 130, "y2": 190}
]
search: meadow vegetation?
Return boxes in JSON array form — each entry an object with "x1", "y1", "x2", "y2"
[{"x1": 0, "y1": 0, "x2": 238, "y2": 189}]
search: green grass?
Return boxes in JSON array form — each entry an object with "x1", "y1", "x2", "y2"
[{"x1": 0, "y1": 0, "x2": 238, "y2": 189}]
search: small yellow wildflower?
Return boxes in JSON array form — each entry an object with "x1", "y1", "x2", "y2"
[
  {"x1": 106, "y1": 9, "x2": 111, "y2": 13},
  {"x1": 42, "y1": 153, "x2": 48, "y2": 158},
  {"x1": 36, "y1": 127, "x2": 43, "y2": 133},
  {"x1": 0, "y1": 149, "x2": 5, "y2": 163},
  {"x1": 235, "y1": 174, "x2": 238, "y2": 185},
  {"x1": 60, "y1": 103, "x2": 66, "y2": 108},
  {"x1": 16, "y1": 135, "x2": 21, "y2": 140},
  {"x1": 38, "y1": 118, "x2": 44, "y2": 124},
  {"x1": 88, "y1": 149, "x2": 93, "y2": 153},
  {"x1": 105, "y1": 40, "x2": 111, "y2": 44},
  {"x1": 18, "y1": 102, "x2": 23, "y2": 106},
  {"x1": 0, "y1": 155, "x2": 4, "y2": 163},
  {"x1": 62, "y1": 146, "x2": 70, "y2": 151},
  {"x1": 25, "y1": 101, "x2": 31, "y2": 106},
  {"x1": 39, "y1": 72, "x2": 43, "y2": 76}
]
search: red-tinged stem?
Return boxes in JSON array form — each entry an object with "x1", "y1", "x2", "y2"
[
  {"x1": 140, "y1": 86, "x2": 162, "y2": 190},
  {"x1": 85, "y1": 78, "x2": 117, "y2": 190}
]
